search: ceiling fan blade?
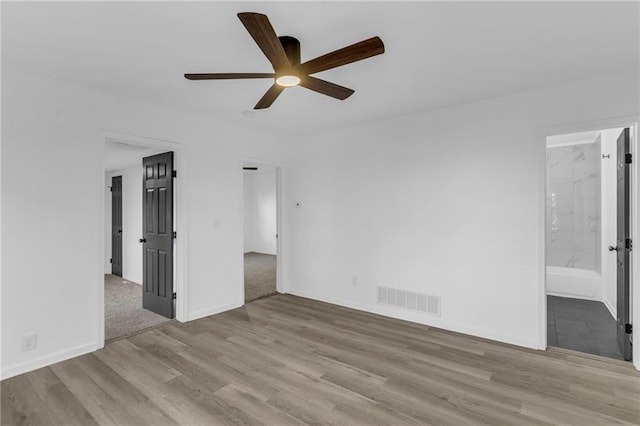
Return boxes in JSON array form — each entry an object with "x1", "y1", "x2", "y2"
[
  {"x1": 296, "y1": 36, "x2": 384, "y2": 75},
  {"x1": 299, "y1": 76, "x2": 354, "y2": 100},
  {"x1": 184, "y1": 73, "x2": 275, "y2": 80},
  {"x1": 254, "y1": 84, "x2": 285, "y2": 109},
  {"x1": 237, "y1": 12, "x2": 290, "y2": 71}
]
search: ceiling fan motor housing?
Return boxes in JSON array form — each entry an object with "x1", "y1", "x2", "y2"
[
  {"x1": 184, "y1": 13, "x2": 385, "y2": 109},
  {"x1": 278, "y1": 36, "x2": 301, "y2": 67}
]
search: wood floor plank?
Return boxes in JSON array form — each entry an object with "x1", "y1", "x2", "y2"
[
  {"x1": 49, "y1": 359, "x2": 138, "y2": 425},
  {"x1": 1, "y1": 374, "x2": 54, "y2": 425},
  {"x1": 178, "y1": 344, "x2": 282, "y2": 402},
  {"x1": 124, "y1": 400, "x2": 179, "y2": 426},
  {"x1": 2, "y1": 294, "x2": 640, "y2": 425},
  {"x1": 214, "y1": 384, "x2": 305, "y2": 426},
  {"x1": 72, "y1": 354, "x2": 150, "y2": 407}
]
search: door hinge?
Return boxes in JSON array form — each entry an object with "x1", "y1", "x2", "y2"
[
  {"x1": 110, "y1": 258, "x2": 112, "y2": 264},
  {"x1": 172, "y1": 170, "x2": 177, "y2": 178},
  {"x1": 173, "y1": 231, "x2": 177, "y2": 239},
  {"x1": 625, "y1": 153, "x2": 632, "y2": 164},
  {"x1": 172, "y1": 292, "x2": 177, "y2": 300},
  {"x1": 625, "y1": 323, "x2": 632, "y2": 334},
  {"x1": 626, "y1": 238, "x2": 633, "y2": 250}
]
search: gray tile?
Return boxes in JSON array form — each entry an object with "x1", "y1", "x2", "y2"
[
  {"x1": 553, "y1": 306, "x2": 584, "y2": 321},
  {"x1": 585, "y1": 318, "x2": 616, "y2": 335},
  {"x1": 555, "y1": 318, "x2": 591, "y2": 337},
  {"x1": 547, "y1": 310, "x2": 555, "y2": 325},
  {"x1": 595, "y1": 343, "x2": 625, "y2": 360},
  {"x1": 547, "y1": 327, "x2": 558, "y2": 347},
  {"x1": 581, "y1": 305, "x2": 611, "y2": 320},
  {"x1": 556, "y1": 335, "x2": 597, "y2": 354},
  {"x1": 546, "y1": 295, "x2": 625, "y2": 362}
]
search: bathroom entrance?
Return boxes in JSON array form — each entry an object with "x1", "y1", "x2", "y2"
[{"x1": 545, "y1": 127, "x2": 632, "y2": 361}]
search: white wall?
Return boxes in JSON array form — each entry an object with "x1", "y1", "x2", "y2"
[
  {"x1": 279, "y1": 69, "x2": 640, "y2": 350},
  {"x1": 3, "y1": 66, "x2": 639, "y2": 378},
  {"x1": 243, "y1": 170, "x2": 277, "y2": 255},
  {"x1": 1, "y1": 70, "x2": 281, "y2": 378},
  {"x1": 104, "y1": 165, "x2": 144, "y2": 284},
  {"x1": 243, "y1": 175, "x2": 252, "y2": 253}
]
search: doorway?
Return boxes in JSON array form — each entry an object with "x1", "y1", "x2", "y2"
[
  {"x1": 111, "y1": 175, "x2": 123, "y2": 277},
  {"x1": 545, "y1": 126, "x2": 633, "y2": 361},
  {"x1": 103, "y1": 140, "x2": 173, "y2": 340},
  {"x1": 243, "y1": 162, "x2": 279, "y2": 302}
]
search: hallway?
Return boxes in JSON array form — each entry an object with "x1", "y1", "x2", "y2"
[
  {"x1": 105, "y1": 274, "x2": 171, "y2": 340},
  {"x1": 244, "y1": 252, "x2": 277, "y2": 302}
]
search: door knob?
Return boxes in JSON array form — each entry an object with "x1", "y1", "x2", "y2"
[
  {"x1": 139, "y1": 238, "x2": 146, "y2": 243},
  {"x1": 608, "y1": 245, "x2": 619, "y2": 252},
  {"x1": 118, "y1": 230, "x2": 122, "y2": 234}
]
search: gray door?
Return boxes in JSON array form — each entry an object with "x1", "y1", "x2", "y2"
[
  {"x1": 616, "y1": 128, "x2": 632, "y2": 361},
  {"x1": 141, "y1": 152, "x2": 174, "y2": 318},
  {"x1": 111, "y1": 176, "x2": 123, "y2": 277}
]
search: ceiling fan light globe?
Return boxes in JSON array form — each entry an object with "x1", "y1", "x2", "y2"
[{"x1": 275, "y1": 75, "x2": 300, "y2": 87}]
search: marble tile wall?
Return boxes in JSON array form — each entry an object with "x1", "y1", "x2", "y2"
[{"x1": 546, "y1": 139, "x2": 601, "y2": 272}]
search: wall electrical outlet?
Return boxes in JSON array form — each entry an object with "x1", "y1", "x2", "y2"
[{"x1": 21, "y1": 333, "x2": 38, "y2": 352}]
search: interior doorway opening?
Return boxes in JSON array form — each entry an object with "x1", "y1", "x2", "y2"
[
  {"x1": 242, "y1": 162, "x2": 279, "y2": 303},
  {"x1": 104, "y1": 139, "x2": 173, "y2": 340},
  {"x1": 545, "y1": 127, "x2": 633, "y2": 361}
]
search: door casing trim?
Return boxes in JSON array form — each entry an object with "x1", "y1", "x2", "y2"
[
  {"x1": 240, "y1": 157, "x2": 285, "y2": 303},
  {"x1": 111, "y1": 175, "x2": 123, "y2": 277},
  {"x1": 97, "y1": 129, "x2": 189, "y2": 349},
  {"x1": 537, "y1": 116, "x2": 640, "y2": 370}
]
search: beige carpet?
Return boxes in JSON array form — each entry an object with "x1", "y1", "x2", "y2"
[
  {"x1": 105, "y1": 274, "x2": 170, "y2": 340},
  {"x1": 244, "y1": 252, "x2": 277, "y2": 302}
]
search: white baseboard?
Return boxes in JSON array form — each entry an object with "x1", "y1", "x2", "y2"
[
  {"x1": 187, "y1": 301, "x2": 243, "y2": 321},
  {"x1": 546, "y1": 291, "x2": 601, "y2": 302},
  {"x1": 123, "y1": 276, "x2": 142, "y2": 286},
  {"x1": 245, "y1": 250, "x2": 277, "y2": 256},
  {"x1": 548, "y1": 292, "x2": 618, "y2": 321},
  {"x1": 1, "y1": 342, "x2": 97, "y2": 380},
  {"x1": 284, "y1": 288, "x2": 540, "y2": 350},
  {"x1": 1, "y1": 301, "x2": 244, "y2": 379},
  {"x1": 602, "y1": 297, "x2": 617, "y2": 320}
]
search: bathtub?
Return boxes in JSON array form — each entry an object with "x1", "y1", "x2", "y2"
[{"x1": 546, "y1": 266, "x2": 601, "y2": 300}]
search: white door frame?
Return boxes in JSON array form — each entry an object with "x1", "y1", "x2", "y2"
[
  {"x1": 240, "y1": 156, "x2": 285, "y2": 301},
  {"x1": 537, "y1": 116, "x2": 640, "y2": 370},
  {"x1": 96, "y1": 129, "x2": 189, "y2": 348}
]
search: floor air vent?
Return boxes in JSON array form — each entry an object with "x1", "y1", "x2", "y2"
[{"x1": 378, "y1": 286, "x2": 440, "y2": 316}]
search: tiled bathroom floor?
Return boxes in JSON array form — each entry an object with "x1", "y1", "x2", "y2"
[{"x1": 547, "y1": 295, "x2": 625, "y2": 361}]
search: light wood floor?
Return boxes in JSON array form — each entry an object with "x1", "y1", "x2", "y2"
[{"x1": 3, "y1": 294, "x2": 640, "y2": 425}]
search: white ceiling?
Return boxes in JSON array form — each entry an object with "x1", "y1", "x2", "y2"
[{"x1": 3, "y1": 2, "x2": 639, "y2": 135}]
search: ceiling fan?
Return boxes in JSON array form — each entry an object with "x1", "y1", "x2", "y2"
[{"x1": 184, "y1": 12, "x2": 385, "y2": 109}]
